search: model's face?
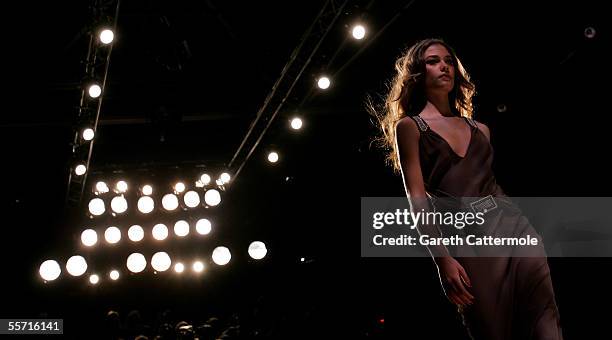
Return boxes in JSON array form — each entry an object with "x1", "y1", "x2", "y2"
[{"x1": 423, "y1": 44, "x2": 455, "y2": 93}]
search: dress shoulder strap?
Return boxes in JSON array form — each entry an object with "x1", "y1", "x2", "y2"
[
  {"x1": 409, "y1": 115, "x2": 429, "y2": 132},
  {"x1": 463, "y1": 116, "x2": 478, "y2": 129}
]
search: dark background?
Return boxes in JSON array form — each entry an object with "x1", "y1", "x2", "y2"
[{"x1": 1, "y1": 0, "x2": 609, "y2": 338}]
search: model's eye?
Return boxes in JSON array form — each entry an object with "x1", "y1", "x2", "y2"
[{"x1": 426, "y1": 59, "x2": 437, "y2": 64}]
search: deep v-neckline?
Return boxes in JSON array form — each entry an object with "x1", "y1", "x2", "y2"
[{"x1": 420, "y1": 116, "x2": 475, "y2": 159}]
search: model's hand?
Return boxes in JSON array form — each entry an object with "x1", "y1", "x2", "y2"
[{"x1": 435, "y1": 257, "x2": 474, "y2": 307}]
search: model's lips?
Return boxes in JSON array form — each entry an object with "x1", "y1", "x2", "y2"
[{"x1": 439, "y1": 74, "x2": 451, "y2": 80}]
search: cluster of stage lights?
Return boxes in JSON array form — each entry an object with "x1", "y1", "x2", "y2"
[
  {"x1": 56, "y1": 20, "x2": 320, "y2": 285},
  {"x1": 87, "y1": 173, "x2": 229, "y2": 217},
  {"x1": 314, "y1": 24, "x2": 366, "y2": 92},
  {"x1": 87, "y1": 28, "x2": 114, "y2": 99},
  {"x1": 72, "y1": 24, "x2": 367, "y2": 173},
  {"x1": 80, "y1": 218, "x2": 213, "y2": 245},
  {"x1": 71, "y1": 28, "x2": 116, "y2": 178},
  {"x1": 38, "y1": 241, "x2": 268, "y2": 284},
  {"x1": 265, "y1": 23, "x2": 367, "y2": 165}
]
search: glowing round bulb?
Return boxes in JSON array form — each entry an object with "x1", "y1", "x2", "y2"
[
  {"x1": 39, "y1": 260, "x2": 61, "y2": 281},
  {"x1": 248, "y1": 241, "x2": 268, "y2": 260},
  {"x1": 142, "y1": 184, "x2": 153, "y2": 196},
  {"x1": 109, "y1": 270, "x2": 119, "y2": 280},
  {"x1": 99, "y1": 29, "x2": 114, "y2": 44},
  {"x1": 212, "y1": 246, "x2": 231, "y2": 266},
  {"x1": 317, "y1": 76, "x2": 330, "y2": 89},
  {"x1": 352, "y1": 24, "x2": 366, "y2": 40},
  {"x1": 204, "y1": 189, "x2": 221, "y2": 206},
  {"x1": 75, "y1": 164, "x2": 87, "y2": 176},
  {"x1": 152, "y1": 223, "x2": 169, "y2": 241},
  {"x1": 192, "y1": 261, "x2": 205, "y2": 273},
  {"x1": 219, "y1": 172, "x2": 231, "y2": 184},
  {"x1": 82, "y1": 128, "x2": 95, "y2": 141},
  {"x1": 128, "y1": 225, "x2": 144, "y2": 242},
  {"x1": 116, "y1": 180, "x2": 128, "y2": 193},
  {"x1": 195, "y1": 218, "x2": 212, "y2": 235},
  {"x1": 95, "y1": 181, "x2": 109, "y2": 194},
  {"x1": 110, "y1": 196, "x2": 128, "y2": 214},
  {"x1": 88, "y1": 198, "x2": 105, "y2": 216},
  {"x1": 174, "y1": 182, "x2": 185, "y2": 193},
  {"x1": 126, "y1": 253, "x2": 147, "y2": 273},
  {"x1": 81, "y1": 229, "x2": 98, "y2": 247},
  {"x1": 174, "y1": 262, "x2": 185, "y2": 273},
  {"x1": 162, "y1": 194, "x2": 179, "y2": 211},
  {"x1": 137, "y1": 196, "x2": 154, "y2": 214},
  {"x1": 88, "y1": 84, "x2": 102, "y2": 98},
  {"x1": 104, "y1": 226, "x2": 121, "y2": 244},
  {"x1": 290, "y1": 117, "x2": 303, "y2": 130},
  {"x1": 183, "y1": 191, "x2": 200, "y2": 208},
  {"x1": 267, "y1": 152, "x2": 279, "y2": 163},
  {"x1": 151, "y1": 252, "x2": 171, "y2": 272},
  {"x1": 89, "y1": 274, "x2": 100, "y2": 284},
  {"x1": 66, "y1": 255, "x2": 88, "y2": 277},
  {"x1": 200, "y1": 174, "x2": 211, "y2": 185},
  {"x1": 174, "y1": 220, "x2": 189, "y2": 237}
]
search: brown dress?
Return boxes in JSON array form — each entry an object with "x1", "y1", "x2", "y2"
[{"x1": 409, "y1": 115, "x2": 563, "y2": 340}]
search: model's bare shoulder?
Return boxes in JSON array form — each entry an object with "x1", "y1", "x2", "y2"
[
  {"x1": 395, "y1": 116, "x2": 420, "y2": 140},
  {"x1": 474, "y1": 121, "x2": 490, "y2": 142}
]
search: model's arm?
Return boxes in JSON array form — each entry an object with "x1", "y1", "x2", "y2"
[
  {"x1": 395, "y1": 117, "x2": 449, "y2": 257},
  {"x1": 396, "y1": 117, "x2": 474, "y2": 307}
]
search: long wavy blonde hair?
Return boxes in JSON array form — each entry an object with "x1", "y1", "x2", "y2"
[{"x1": 369, "y1": 38, "x2": 476, "y2": 174}]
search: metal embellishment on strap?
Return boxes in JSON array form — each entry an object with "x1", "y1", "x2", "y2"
[
  {"x1": 426, "y1": 191, "x2": 437, "y2": 212},
  {"x1": 412, "y1": 115, "x2": 429, "y2": 132},
  {"x1": 470, "y1": 195, "x2": 498, "y2": 214},
  {"x1": 464, "y1": 117, "x2": 478, "y2": 129}
]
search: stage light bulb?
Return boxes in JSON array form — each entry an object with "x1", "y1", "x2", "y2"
[
  {"x1": 200, "y1": 174, "x2": 211, "y2": 185},
  {"x1": 290, "y1": 117, "x2": 303, "y2": 130},
  {"x1": 128, "y1": 225, "x2": 144, "y2": 242},
  {"x1": 184, "y1": 190, "x2": 200, "y2": 208},
  {"x1": 212, "y1": 246, "x2": 231, "y2": 266},
  {"x1": 105, "y1": 226, "x2": 121, "y2": 244},
  {"x1": 99, "y1": 29, "x2": 114, "y2": 44},
  {"x1": 137, "y1": 196, "x2": 154, "y2": 214},
  {"x1": 88, "y1": 198, "x2": 105, "y2": 216},
  {"x1": 196, "y1": 218, "x2": 212, "y2": 235},
  {"x1": 95, "y1": 181, "x2": 109, "y2": 194},
  {"x1": 151, "y1": 252, "x2": 171, "y2": 272},
  {"x1": 81, "y1": 229, "x2": 98, "y2": 247},
  {"x1": 116, "y1": 180, "x2": 128, "y2": 193},
  {"x1": 66, "y1": 255, "x2": 87, "y2": 277},
  {"x1": 152, "y1": 223, "x2": 169, "y2": 241},
  {"x1": 317, "y1": 76, "x2": 330, "y2": 89},
  {"x1": 219, "y1": 172, "x2": 231, "y2": 184},
  {"x1": 142, "y1": 184, "x2": 153, "y2": 195},
  {"x1": 75, "y1": 164, "x2": 87, "y2": 176},
  {"x1": 110, "y1": 196, "x2": 128, "y2": 214},
  {"x1": 162, "y1": 194, "x2": 179, "y2": 211},
  {"x1": 174, "y1": 182, "x2": 185, "y2": 193},
  {"x1": 352, "y1": 24, "x2": 366, "y2": 39},
  {"x1": 82, "y1": 128, "x2": 95, "y2": 141},
  {"x1": 126, "y1": 253, "x2": 147, "y2": 273},
  {"x1": 248, "y1": 241, "x2": 268, "y2": 260},
  {"x1": 267, "y1": 152, "x2": 279, "y2": 163},
  {"x1": 204, "y1": 189, "x2": 221, "y2": 206},
  {"x1": 39, "y1": 260, "x2": 61, "y2": 281},
  {"x1": 88, "y1": 84, "x2": 102, "y2": 98}
]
